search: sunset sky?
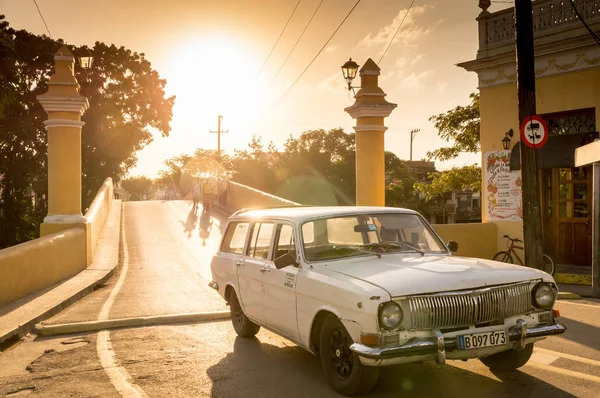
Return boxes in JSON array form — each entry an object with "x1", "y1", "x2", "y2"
[{"x1": 1, "y1": 0, "x2": 510, "y2": 178}]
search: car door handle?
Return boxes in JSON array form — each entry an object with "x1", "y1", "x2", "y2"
[
  {"x1": 236, "y1": 261, "x2": 244, "y2": 266},
  {"x1": 260, "y1": 266, "x2": 270, "y2": 273}
]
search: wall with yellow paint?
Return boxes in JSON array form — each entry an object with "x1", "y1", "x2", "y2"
[
  {"x1": 0, "y1": 229, "x2": 86, "y2": 306},
  {"x1": 479, "y1": 68, "x2": 600, "y2": 256},
  {"x1": 432, "y1": 222, "x2": 498, "y2": 260},
  {"x1": 0, "y1": 178, "x2": 116, "y2": 306}
]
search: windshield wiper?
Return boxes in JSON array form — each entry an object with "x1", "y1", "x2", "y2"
[
  {"x1": 363, "y1": 241, "x2": 425, "y2": 256},
  {"x1": 312, "y1": 245, "x2": 382, "y2": 259}
]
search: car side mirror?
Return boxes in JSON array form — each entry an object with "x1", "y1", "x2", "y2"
[
  {"x1": 274, "y1": 251, "x2": 297, "y2": 269},
  {"x1": 447, "y1": 240, "x2": 459, "y2": 253}
]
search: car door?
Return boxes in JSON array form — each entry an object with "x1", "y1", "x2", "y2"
[
  {"x1": 236, "y1": 222, "x2": 274, "y2": 324},
  {"x1": 262, "y1": 223, "x2": 299, "y2": 340}
]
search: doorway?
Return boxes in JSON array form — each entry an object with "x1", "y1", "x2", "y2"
[{"x1": 542, "y1": 167, "x2": 592, "y2": 267}]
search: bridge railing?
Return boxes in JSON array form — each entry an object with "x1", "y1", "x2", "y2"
[{"x1": 0, "y1": 177, "x2": 116, "y2": 307}]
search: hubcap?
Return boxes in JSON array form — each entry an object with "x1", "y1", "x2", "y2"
[{"x1": 329, "y1": 327, "x2": 353, "y2": 379}]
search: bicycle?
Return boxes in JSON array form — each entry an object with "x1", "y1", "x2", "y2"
[{"x1": 492, "y1": 235, "x2": 555, "y2": 275}]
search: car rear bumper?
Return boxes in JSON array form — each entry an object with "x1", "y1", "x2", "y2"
[{"x1": 350, "y1": 319, "x2": 566, "y2": 365}]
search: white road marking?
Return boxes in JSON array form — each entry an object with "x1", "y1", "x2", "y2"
[
  {"x1": 535, "y1": 347, "x2": 600, "y2": 367},
  {"x1": 96, "y1": 205, "x2": 147, "y2": 397},
  {"x1": 556, "y1": 301, "x2": 600, "y2": 309},
  {"x1": 527, "y1": 361, "x2": 600, "y2": 384}
]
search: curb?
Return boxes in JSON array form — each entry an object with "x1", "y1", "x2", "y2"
[
  {"x1": 36, "y1": 311, "x2": 231, "y2": 337},
  {"x1": 554, "y1": 273, "x2": 592, "y2": 286},
  {"x1": 557, "y1": 291, "x2": 582, "y2": 300}
]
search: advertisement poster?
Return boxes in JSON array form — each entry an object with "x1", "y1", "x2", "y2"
[{"x1": 485, "y1": 150, "x2": 522, "y2": 221}]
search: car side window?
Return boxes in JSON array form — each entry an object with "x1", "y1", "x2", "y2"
[
  {"x1": 273, "y1": 224, "x2": 295, "y2": 261},
  {"x1": 221, "y1": 222, "x2": 249, "y2": 254},
  {"x1": 247, "y1": 223, "x2": 274, "y2": 260}
]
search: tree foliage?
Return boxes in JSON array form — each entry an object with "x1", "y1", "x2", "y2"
[
  {"x1": 159, "y1": 128, "x2": 420, "y2": 209},
  {"x1": 0, "y1": 18, "x2": 174, "y2": 248},
  {"x1": 415, "y1": 165, "x2": 481, "y2": 200},
  {"x1": 427, "y1": 92, "x2": 480, "y2": 161}
]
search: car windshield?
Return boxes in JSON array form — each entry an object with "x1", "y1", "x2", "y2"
[{"x1": 301, "y1": 212, "x2": 447, "y2": 262}]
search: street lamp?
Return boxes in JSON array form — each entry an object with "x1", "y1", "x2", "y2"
[
  {"x1": 74, "y1": 48, "x2": 94, "y2": 69},
  {"x1": 410, "y1": 128, "x2": 420, "y2": 161},
  {"x1": 341, "y1": 58, "x2": 360, "y2": 92},
  {"x1": 502, "y1": 128, "x2": 514, "y2": 150}
]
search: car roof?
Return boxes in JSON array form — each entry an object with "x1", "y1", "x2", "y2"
[{"x1": 230, "y1": 206, "x2": 419, "y2": 223}]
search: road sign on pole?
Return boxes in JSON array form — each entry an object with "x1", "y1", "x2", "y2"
[{"x1": 520, "y1": 115, "x2": 548, "y2": 149}]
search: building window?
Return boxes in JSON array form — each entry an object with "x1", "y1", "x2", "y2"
[{"x1": 543, "y1": 108, "x2": 596, "y2": 136}]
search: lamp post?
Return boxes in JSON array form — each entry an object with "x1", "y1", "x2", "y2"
[
  {"x1": 410, "y1": 128, "x2": 420, "y2": 161},
  {"x1": 37, "y1": 45, "x2": 92, "y2": 239},
  {"x1": 342, "y1": 58, "x2": 397, "y2": 206}
]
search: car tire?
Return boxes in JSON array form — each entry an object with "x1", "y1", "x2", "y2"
[
  {"x1": 229, "y1": 290, "x2": 260, "y2": 337},
  {"x1": 479, "y1": 343, "x2": 534, "y2": 370},
  {"x1": 319, "y1": 314, "x2": 379, "y2": 396}
]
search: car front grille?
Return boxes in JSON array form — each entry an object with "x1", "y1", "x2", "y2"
[{"x1": 407, "y1": 282, "x2": 532, "y2": 330}]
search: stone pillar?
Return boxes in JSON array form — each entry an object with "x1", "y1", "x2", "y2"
[
  {"x1": 345, "y1": 58, "x2": 397, "y2": 206},
  {"x1": 37, "y1": 45, "x2": 89, "y2": 236}
]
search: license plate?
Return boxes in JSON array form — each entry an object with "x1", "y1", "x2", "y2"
[{"x1": 458, "y1": 330, "x2": 507, "y2": 350}]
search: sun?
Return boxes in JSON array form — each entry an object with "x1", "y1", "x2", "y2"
[{"x1": 164, "y1": 36, "x2": 266, "y2": 139}]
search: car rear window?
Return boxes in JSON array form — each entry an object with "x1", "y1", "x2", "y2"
[{"x1": 221, "y1": 222, "x2": 249, "y2": 254}]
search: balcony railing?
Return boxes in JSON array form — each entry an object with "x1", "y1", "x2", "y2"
[{"x1": 478, "y1": 0, "x2": 600, "y2": 55}]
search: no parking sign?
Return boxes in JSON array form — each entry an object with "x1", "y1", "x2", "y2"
[{"x1": 520, "y1": 115, "x2": 548, "y2": 149}]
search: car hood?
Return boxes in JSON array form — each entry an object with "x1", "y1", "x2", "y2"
[{"x1": 321, "y1": 254, "x2": 554, "y2": 297}]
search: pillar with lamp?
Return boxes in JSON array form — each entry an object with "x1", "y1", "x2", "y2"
[
  {"x1": 342, "y1": 57, "x2": 397, "y2": 206},
  {"x1": 37, "y1": 45, "x2": 93, "y2": 242}
]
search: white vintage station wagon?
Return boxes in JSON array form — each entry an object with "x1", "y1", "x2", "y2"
[{"x1": 209, "y1": 206, "x2": 566, "y2": 395}]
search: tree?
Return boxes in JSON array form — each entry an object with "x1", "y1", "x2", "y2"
[
  {"x1": 121, "y1": 176, "x2": 153, "y2": 200},
  {"x1": 384, "y1": 152, "x2": 418, "y2": 208},
  {"x1": 0, "y1": 15, "x2": 17, "y2": 119},
  {"x1": 427, "y1": 92, "x2": 480, "y2": 161},
  {"x1": 414, "y1": 165, "x2": 481, "y2": 201},
  {"x1": 0, "y1": 18, "x2": 174, "y2": 247}
]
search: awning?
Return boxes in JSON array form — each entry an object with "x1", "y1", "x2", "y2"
[{"x1": 510, "y1": 132, "x2": 598, "y2": 170}]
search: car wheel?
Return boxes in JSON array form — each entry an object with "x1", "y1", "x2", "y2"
[
  {"x1": 229, "y1": 290, "x2": 260, "y2": 337},
  {"x1": 319, "y1": 314, "x2": 379, "y2": 396},
  {"x1": 480, "y1": 343, "x2": 534, "y2": 370}
]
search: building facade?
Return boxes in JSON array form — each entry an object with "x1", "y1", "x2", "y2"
[{"x1": 460, "y1": 0, "x2": 600, "y2": 270}]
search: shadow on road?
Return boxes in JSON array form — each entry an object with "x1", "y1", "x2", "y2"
[
  {"x1": 207, "y1": 336, "x2": 574, "y2": 397},
  {"x1": 556, "y1": 316, "x2": 600, "y2": 351},
  {"x1": 199, "y1": 211, "x2": 213, "y2": 247},
  {"x1": 180, "y1": 207, "x2": 198, "y2": 238}
]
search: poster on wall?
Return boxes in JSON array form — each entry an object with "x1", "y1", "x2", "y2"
[{"x1": 484, "y1": 150, "x2": 522, "y2": 221}]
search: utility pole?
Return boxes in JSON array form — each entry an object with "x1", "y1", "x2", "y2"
[
  {"x1": 410, "y1": 129, "x2": 420, "y2": 161},
  {"x1": 210, "y1": 115, "x2": 229, "y2": 155},
  {"x1": 515, "y1": 0, "x2": 544, "y2": 271}
]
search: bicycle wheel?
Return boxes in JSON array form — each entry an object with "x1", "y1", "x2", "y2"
[
  {"x1": 542, "y1": 254, "x2": 555, "y2": 276},
  {"x1": 492, "y1": 251, "x2": 513, "y2": 263}
]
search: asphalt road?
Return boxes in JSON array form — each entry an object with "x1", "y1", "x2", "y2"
[{"x1": 1, "y1": 200, "x2": 599, "y2": 397}]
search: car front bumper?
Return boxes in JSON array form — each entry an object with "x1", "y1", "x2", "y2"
[{"x1": 350, "y1": 319, "x2": 566, "y2": 365}]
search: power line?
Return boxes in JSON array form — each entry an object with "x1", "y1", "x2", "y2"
[
  {"x1": 267, "y1": 0, "x2": 362, "y2": 112},
  {"x1": 265, "y1": 0, "x2": 324, "y2": 90},
  {"x1": 256, "y1": 0, "x2": 302, "y2": 79},
  {"x1": 32, "y1": 0, "x2": 53, "y2": 39},
  {"x1": 378, "y1": 0, "x2": 415, "y2": 65},
  {"x1": 569, "y1": 0, "x2": 600, "y2": 46}
]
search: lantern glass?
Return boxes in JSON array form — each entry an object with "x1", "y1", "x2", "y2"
[
  {"x1": 502, "y1": 135, "x2": 511, "y2": 150},
  {"x1": 78, "y1": 55, "x2": 93, "y2": 69},
  {"x1": 341, "y1": 58, "x2": 359, "y2": 85}
]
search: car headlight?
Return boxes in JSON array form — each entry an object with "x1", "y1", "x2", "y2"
[
  {"x1": 379, "y1": 301, "x2": 403, "y2": 330},
  {"x1": 532, "y1": 282, "x2": 556, "y2": 309}
]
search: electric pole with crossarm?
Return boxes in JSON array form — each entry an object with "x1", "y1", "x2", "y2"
[{"x1": 210, "y1": 115, "x2": 229, "y2": 155}]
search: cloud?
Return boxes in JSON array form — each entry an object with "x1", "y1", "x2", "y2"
[
  {"x1": 360, "y1": 5, "x2": 433, "y2": 50},
  {"x1": 318, "y1": 71, "x2": 346, "y2": 92},
  {"x1": 325, "y1": 44, "x2": 338, "y2": 53},
  {"x1": 400, "y1": 70, "x2": 434, "y2": 88}
]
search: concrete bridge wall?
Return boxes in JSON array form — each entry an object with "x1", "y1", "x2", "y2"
[{"x1": 0, "y1": 178, "x2": 115, "y2": 306}]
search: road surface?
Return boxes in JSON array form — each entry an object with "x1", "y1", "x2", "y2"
[{"x1": 1, "y1": 200, "x2": 599, "y2": 397}]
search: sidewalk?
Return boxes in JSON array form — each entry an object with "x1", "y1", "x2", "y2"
[{"x1": 0, "y1": 200, "x2": 122, "y2": 346}]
